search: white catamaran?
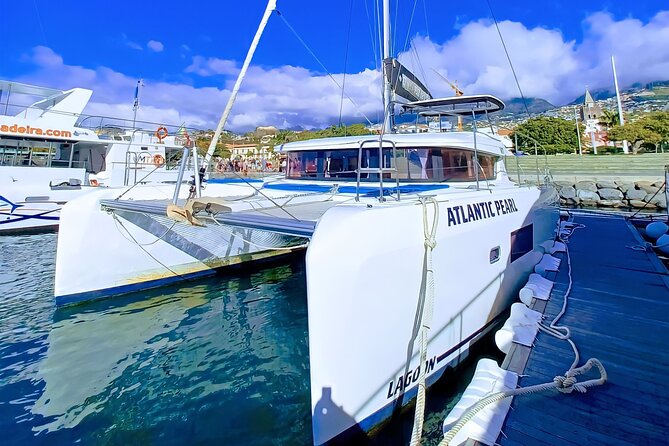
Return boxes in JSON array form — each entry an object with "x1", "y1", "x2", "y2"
[
  {"x1": 54, "y1": 0, "x2": 558, "y2": 443},
  {"x1": 0, "y1": 80, "x2": 193, "y2": 234}
]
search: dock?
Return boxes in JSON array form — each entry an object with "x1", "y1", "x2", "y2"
[{"x1": 494, "y1": 212, "x2": 669, "y2": 445}]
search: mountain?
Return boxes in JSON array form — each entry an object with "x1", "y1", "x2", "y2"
[
  {"x1": 570, "y1": 88, "x2": 615, "y2": 105},
  {"x1": 503, "y1": 97, "x2": 555, "y2": 116},
  {"x1": 569, "y1": 79, "x2": 669, "y2": 105}
]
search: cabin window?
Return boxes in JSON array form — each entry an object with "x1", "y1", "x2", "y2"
[
  {"x1": 285, "y1": 147, "x2": 497, "y2": 182},
  {"x1": 510, "y1": 224, "x2": 533, "y2": 263},
  {"x1": 490, "y1": 246, "x2": 501, "y2": 264}
]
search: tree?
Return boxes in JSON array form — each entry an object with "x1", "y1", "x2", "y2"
[
  {"x1": 598, "y1": 109, "x2": 620, "y2": 130},
  {"x1": 195, "y1": 131, "x2": 232, "y2": 158},
  {"x1": 510, "y1": 117, "x2": 583, "y2": 155},
  {"x1": 607, "y1": 112, "x2": 669, "y2": 153}
]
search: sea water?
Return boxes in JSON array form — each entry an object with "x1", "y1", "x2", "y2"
[
  {"x1": 0, "y1": 233, "x2": 312, "y2": 445},
  {"x1": 0, "y1": 233, "x2": 500, "y2": 445}
]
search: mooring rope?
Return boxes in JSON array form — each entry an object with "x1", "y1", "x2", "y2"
[
  {"x1": 439, "y1": 216, "x2": 607, "y2": 445},
  {"x1": 439, "y1": 358, "x2": 607, "y2": 446},
  {"x1": 409, "y1": 196, "x2": 439, "y2": 446}
]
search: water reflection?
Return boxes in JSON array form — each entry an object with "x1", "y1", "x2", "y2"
[
  {"x1": 32, "y1": 292, "x2": 210, "y2": 432},
  {"x1": 0, "y1": 235, "x2": 311, "y2": 445}
]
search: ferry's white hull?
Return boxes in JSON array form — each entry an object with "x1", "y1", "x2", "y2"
[
  {"x1": 306, "y1": 186, "x2": 558, "y2": 444},
  {"x1": 0, "y1": 166, "x2": 93, "y2": 234}
]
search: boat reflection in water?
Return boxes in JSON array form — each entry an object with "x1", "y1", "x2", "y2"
[{"x1": 31, "y1": 261, "x2": 311, "y2": 444}]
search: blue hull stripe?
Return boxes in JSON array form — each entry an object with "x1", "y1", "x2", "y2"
[
  {"x1": 55, "y1": 268, "x2": 217, "y2": 307},
  {"x1": 0, "y1": 210, "x2": 60, "y2": 225},
  {"x1": 316, "y1": 314, "x2": 502, "y2": 444}
]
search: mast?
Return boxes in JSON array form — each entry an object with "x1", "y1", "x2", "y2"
[
  {"x1": 611, "y1": 55, "x2": 629, "y2": 154},
  {"x1": 382, "y1": 0, "x2": 392, "y2": 133},
  {"x1": 205, "y1": 0, "x2": 276, "y2": 165}
]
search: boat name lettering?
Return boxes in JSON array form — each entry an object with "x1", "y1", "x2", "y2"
[
  {"x1": 446, "y1": 198, "x2": 518, "y2": 227},
  {"x1": 398, "y1": 73, "x2": 431, "y2": 102},
  {"x1": 0, "y1": 124, "x2": 73, "y2": 138},
  {"x1": 386, "y1": 356, "x2": 437, "y2": 399}
]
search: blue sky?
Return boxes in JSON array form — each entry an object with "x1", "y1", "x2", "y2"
[{"x1": 1, "y1": 0, "x2": 668, "y2": 131}]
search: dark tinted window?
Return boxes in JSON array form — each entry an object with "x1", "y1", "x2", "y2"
[
  {"x1": 285, "y1": 147, "x2": 497, "y2": 182},
  {"x1": 510, "y1": 224, "x2": 533, "y2": 262}
]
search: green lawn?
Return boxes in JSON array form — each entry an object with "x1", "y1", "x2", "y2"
[{"x1": 505, "y1": 153, "x2": 669, "y2": 180}]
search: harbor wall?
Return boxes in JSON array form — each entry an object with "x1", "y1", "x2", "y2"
[{"x1": 553, "y1": 179, "x2": 666, "y2": 209}]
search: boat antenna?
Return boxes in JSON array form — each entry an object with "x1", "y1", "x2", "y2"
[
  {"x1": 205, "y1": 0, "x2": 277, "y2": 166},
  {"x1": 485, "y1": 0, "x2": 531, "y2": 118}
]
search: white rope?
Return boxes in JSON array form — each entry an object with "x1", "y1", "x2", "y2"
[
  {"x1": 440, "y1": 216, "x2": 607, "y2": 445},
  {"x1": 440, "y1": 358, "x2": 607, "y2": 446},
  {"x1": 536, "y1": 219, "x2": 585, "y2": 369},
  {"x1": 409, "y1": 196, "x2": 439, "y2": 446}
]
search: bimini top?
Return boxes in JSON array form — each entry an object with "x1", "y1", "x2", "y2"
[
  {"x1": 401, "y1": 94, "x2": 505, "y2": 117},
  {"x1": 277, "y1": 131, "x2": 508, "y2": 156}
]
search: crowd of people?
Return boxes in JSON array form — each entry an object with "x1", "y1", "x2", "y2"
[{"x1": 214, "y1": 157, "x2": 280, "y2": 174}]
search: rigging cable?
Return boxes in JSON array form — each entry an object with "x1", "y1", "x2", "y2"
[
  {"x1": 485, "y1": 0, "x2": 532, "y2": 118},
  {"x1": 338, "y1": 0, "x2": 355, "y2": 133},
  {"x1": 276, "y1": 10, "x2": 374, "y2": 127},
  {"x1": 363, "y1": 0, "x2": 379, "y2": 71},
  {"x1": 376, "y1": 0, "x2": 385, "y2": 122},
  {"x1": 32, "y1": 0, "x2": 48, "y2": 46}
]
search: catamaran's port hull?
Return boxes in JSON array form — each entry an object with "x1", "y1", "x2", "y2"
[{"x1": 54, "y1": 186, "x2": 309, "y2": 306}]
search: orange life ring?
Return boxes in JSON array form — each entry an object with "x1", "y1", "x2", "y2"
[
  {"x1": 155, "y1": 126, "x2": 169, "y2": 142},
  {"x1": 153, "y1": 154, "x2": 165, "y2": 167},
  {"x1": 90, "y1": 179, "x2": 99, "y2": 187}
]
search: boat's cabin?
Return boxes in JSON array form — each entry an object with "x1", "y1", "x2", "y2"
[
  {"x1": 280, "y1": 95, "x2": 508, "y2": 185},
  {"x1": 285, "y1": 146, "x2": 497, "y2": 182}
]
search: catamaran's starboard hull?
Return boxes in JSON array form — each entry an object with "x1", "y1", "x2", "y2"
[{"x1": 306, "y1": 186, "x2": 558, "y2": 444}]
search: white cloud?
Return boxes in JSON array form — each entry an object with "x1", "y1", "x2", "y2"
[
  {"x1": 147, "y1": 40, "x2": 164, "y2": 52},
  {"x1": 14, "y1": 10, "x2": 669, "y2": 132},
  {"x1": 121, "y1": 33, "x2": 142, "y2": 51},
  {"x1": 399, "y1": 11, "x2": 669, "y2": 105},
  {"x1": 185, "y1": 56, "x2": 239, "y2": 76}
]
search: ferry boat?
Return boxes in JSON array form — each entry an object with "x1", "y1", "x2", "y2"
[
  {"x1": 0, "y1": 80, "x2": 191, "y2": 234},
  {"x1": 53, "y1": 0, "x2": 559, "y2": 443}
]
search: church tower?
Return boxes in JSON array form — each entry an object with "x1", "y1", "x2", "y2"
[
  {"x1": 579, "y1": 88, "x2": 604, "y2": 153},
  {"x1": 580, "y1": 89, "x2": 603, "y2": 121}
]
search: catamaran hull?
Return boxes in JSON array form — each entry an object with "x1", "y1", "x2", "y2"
[
  {"x1": 54, "y1": 187, "x2": 306, "y2": 306},
  {"x1": 306, "y1": 186, "x2": 558, "y2": 444}
]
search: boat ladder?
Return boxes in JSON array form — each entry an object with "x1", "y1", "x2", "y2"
[{"x1": 355, "y1": 138, "x2": 401, "y2": 202}]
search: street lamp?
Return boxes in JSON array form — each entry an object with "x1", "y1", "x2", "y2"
[{"x1": 574, "y1": 107, "x2": 583, "y2": 156}]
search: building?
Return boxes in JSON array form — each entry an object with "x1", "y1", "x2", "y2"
[{"x1": 580, "y1": 89, "x2": 608, "y2": 150}]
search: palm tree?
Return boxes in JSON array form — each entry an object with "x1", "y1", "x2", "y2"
[{"x1": 599, "y1": 109, "x2": 620, "y2": 130}]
